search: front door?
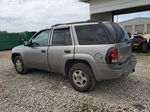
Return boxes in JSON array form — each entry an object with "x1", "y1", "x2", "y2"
[{"x1": 26, "y1": 30, "x2": 50, "y2": 71}]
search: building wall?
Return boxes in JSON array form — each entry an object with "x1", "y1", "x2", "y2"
[
  {"x1": 124, "y1": 25, "x2": 133, "y2": 33},
  {"x1": 119, "y1": 18, "x2": 150, "y2": 34},
  {"x1": 135, "y1": 24, "x2": 144, "y2": 33},
  {"x1": 148, "y1": 24, "x2": 150, "y2": 33}
]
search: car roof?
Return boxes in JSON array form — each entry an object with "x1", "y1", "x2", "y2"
[
  {"x1": 52, "y1": 20, "x2": 99, "y2": 27},
  {"x1": 40, "y1": 21, "x2": 113, "y2": 31}
]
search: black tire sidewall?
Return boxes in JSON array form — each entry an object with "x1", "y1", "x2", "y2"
[
  {"x1": 69, "y1": 63, "x2": 95, "y2": 92},
  {"x1": 141, "y1": 43, "x2": 148, "y2": 53},
  {"x1": 14, "y1": 56, "x2": 26, "y2": 74}
]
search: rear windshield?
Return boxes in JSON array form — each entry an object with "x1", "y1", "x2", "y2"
[
  {"x1": 104, "y1": 23, "x2": 130, "y2": 43},
  {"x1": 75, "y1": 24, "x2": 109, "y2": 45}
]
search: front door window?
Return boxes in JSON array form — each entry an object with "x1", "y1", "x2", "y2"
[{"x1": 32, "y1": 30, "x2": 50, "y2": 47}]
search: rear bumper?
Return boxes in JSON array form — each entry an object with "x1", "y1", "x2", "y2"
[{"x1": 91, "y1": 55, "x2": 137, "y2": 81}]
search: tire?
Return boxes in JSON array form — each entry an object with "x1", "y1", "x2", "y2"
[
  {"x1": 141, "y1": 43, "x2": 148, "y2": 53},
  {"x1": 14, "y1": 56, "x2": 28, "y2": 74},
  {"x1": 148, "y1": 39, "x2": 150, "y2": 48},
  {"x1": 68, "y1": 63, "x2": 96, "y2": 92}
]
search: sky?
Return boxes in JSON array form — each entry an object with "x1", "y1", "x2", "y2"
[
  {"x1": 0, "y1": 0, "x2": 150, "y2": 32},
  {"x1": 115, "y1": 11, "x2": 150, "y2": 22}
]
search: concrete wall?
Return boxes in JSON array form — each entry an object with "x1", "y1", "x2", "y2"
[
  {"x1": 119, "y1": 18, "x2": 150, "y2": 33},
  {"x1": 91, "y1": 12, "x2": 113, "y2": 21},
  {"x1": 80, "y1": 0, "x2": 150, "y2": 22},
  {"x1": 87, "y1": 0, "x2": 150, "y2": 14}
]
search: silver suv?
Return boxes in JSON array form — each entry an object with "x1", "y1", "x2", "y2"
[{"x1": 11, "y1": 21, "x2": 136, "y2": 92}]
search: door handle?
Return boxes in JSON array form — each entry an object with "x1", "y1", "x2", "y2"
[
  {"x1": 41, "y1": 50, "x2": 46, "y2": 53},
  {"x1": 64, "y1": 50, "x2": 71, "y2": 54}
]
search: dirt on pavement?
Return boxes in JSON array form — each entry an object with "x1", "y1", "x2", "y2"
[{"x1": 0, "y1": 50, "x2": 150, "y2": 112}]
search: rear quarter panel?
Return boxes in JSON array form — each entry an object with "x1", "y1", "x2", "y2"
[
  {"x1": 74, "y1": 44, "x2": 116, "y2": 80},
  {"x1": 74, "y1": 44, "x2": 116, "y2": 63}
]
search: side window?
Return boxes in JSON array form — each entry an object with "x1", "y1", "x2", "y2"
[
  {"x1": 32, "y1": 30, "x2": 50, "y2": 46},
  {"x1": 111, "y1": 23, "x2": 127, "y2": 42},
  {"x1": 75, "y1": 24, "x2": 109, "y2": 45},
  {"x1": 120, "y1": 32, "x2": 130, "y2": 42},
  {"x1": 52, "y1": 28, "x2": 72, "y2": 46}
]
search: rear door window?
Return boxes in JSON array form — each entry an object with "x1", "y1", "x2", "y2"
[
  {"x1": 75, "y1": 24, "x2": 109, "y2": 45},
  {"x1": 52, "y1": 28, "x2": 72, "y2": 46}
]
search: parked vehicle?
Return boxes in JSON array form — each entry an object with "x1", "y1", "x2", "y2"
[
  {"x1": 131, "y1": 33, "x2": 148, "y2": 53},
  {"x1": 11, "y1": 21, "x2": 136, "y2": 92}
]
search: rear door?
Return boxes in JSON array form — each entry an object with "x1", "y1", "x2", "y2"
[{"x1": 48, "y1": 26, "x2": 74, "y2": 73}]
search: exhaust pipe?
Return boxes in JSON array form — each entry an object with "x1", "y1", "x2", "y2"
[{"x1": 132, "y1": 69, "x2": 135, "y2": 73}]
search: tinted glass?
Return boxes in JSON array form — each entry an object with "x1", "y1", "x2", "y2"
[
  {"x1": 120, "y1": 32, "x2": 130, "y2": 42},
  {"x1": 103, "y1": 23, "x2": 117, "y2": 43},
  {"x1": 75, "y1": 24, "x2": 109, "y2": 45},
  {"x1": 111, "y1": 23, "x2": 130, "y2": 42},
  {"x1": 32, "y1": 30, "x2": 49, "y2": 46},
  {"x1": 52, "y1": 28, "x2": 72, "y2": 46},
  {"x1": 104, "y1": 23, "x2": 130, "y2": 43}
]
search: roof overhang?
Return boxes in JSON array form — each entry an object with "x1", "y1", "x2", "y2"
[
  {"x1": 80, "y1": 0, "x2": 91, "y2": 3},
  {"x1": 80, "y1": 0, "x2": 150, "y2": 15}
]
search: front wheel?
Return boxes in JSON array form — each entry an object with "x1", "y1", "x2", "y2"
[
  {"x1": 14, "y1": 56, "x2": 28, "y2": 74},
  {"x1": 68, "y1": 63, "x2": 96, "y2": 92}
]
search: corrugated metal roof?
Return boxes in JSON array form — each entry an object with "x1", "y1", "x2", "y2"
[{"x1": 80, "y1": 0, "x2": 91, "y2": 2}]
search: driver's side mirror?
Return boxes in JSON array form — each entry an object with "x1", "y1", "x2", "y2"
[{"x1": 23, "y1": 41, "x2": 31, "y2": 46}]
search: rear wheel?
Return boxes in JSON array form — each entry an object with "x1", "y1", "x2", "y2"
[
  {"x1": 14, "y1": 56, "x2": 28, "y2": 74},
  {"x1": 68, "y1": 63, "x2": 96, "y2": 92},
  {"x1": 141, "y1": 43, "x2": 148, "y2": 53}
]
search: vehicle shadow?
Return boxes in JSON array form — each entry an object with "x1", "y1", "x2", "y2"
[{"x1": 25, "y1": 69, "x2": 69, "y2": 85}]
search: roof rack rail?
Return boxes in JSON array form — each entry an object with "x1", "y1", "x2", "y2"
[{"x1": 52, "y1": 20, "x2": 98, "y2": 27}]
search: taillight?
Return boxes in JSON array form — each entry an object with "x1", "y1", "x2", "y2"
[
  {"x1": 106, "y1": 47, "x2": 118, "y2": 64},
  {"x1": 139, "y1": 40, "x2": 145, "y2": 42}
]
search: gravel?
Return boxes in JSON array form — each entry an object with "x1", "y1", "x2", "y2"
[{"x1": 0, "y1": 51, "x2": 150, "y2": 112}]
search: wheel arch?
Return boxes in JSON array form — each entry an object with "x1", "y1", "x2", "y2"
[
  {"x1": 11, "y1": 53, "x2": 21, "y2": 64},
  {"x1": 65, "y1": 59, "x2": 94, "y2": 78}
]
